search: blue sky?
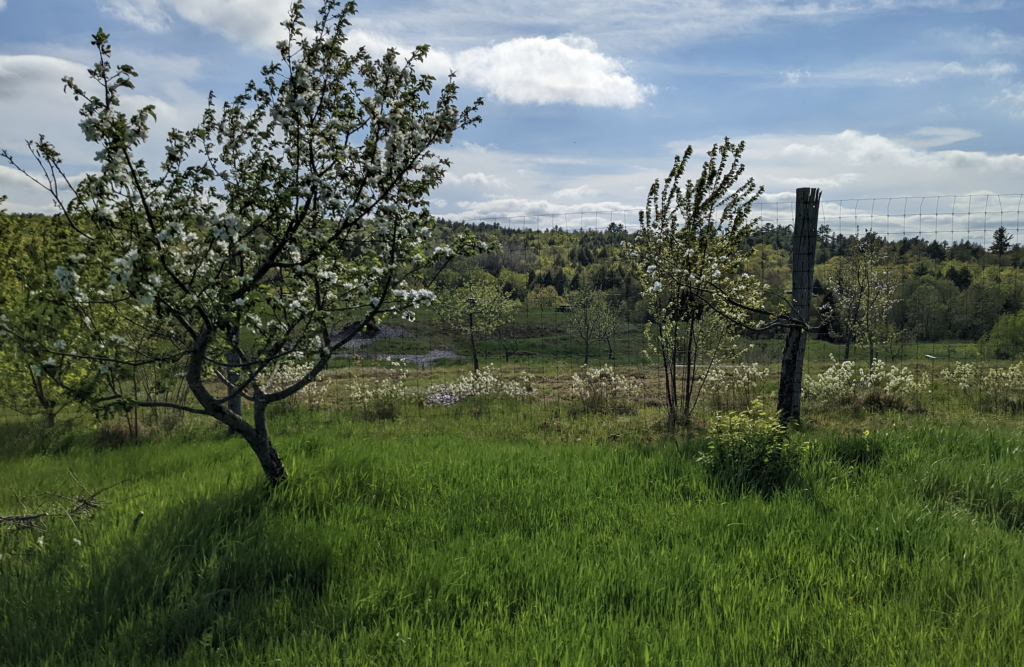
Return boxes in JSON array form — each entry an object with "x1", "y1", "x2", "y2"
[{"x1": 1, "y1": 0, "x2": 1023, "y2": 223}]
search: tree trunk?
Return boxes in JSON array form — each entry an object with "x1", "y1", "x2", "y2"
[
  {"x1": 31, "y1": 372, "x2": 55, "y2": 427},
  {"x1": 583, "y1": 340, "x2": 590, "y2": 365},
  {"x1": 185, "y1": 330, "x2": 287, "y2": 485},
  {"x1": 844, "y1": 336, "x2": 852, "y2": 361},
  {"x1": 606, "y1": 337, "x2": 613, "y2": 360},
  {"x1": 250, "y1": 400, "x2": 286, "y2": 485}
]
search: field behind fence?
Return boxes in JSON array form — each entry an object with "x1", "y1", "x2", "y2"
[{"x1": 347, "y1": 193, "x2": 1024, "y2": 370}]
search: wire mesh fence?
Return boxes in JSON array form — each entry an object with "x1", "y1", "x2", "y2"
[{"x1": 343, "y1": 194, "x2": 1024, "y2": 377}]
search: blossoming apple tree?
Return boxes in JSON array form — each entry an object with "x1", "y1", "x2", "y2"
[
  {"x1": 627, "y1": 139, "x2": 767, "y2": 428},
  {"x1": 0, "y1": 0, "x2": 485, "y2": 483}
]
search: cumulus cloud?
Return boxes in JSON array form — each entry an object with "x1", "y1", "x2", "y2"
[
  {"x1": 732, "y1": 130, "x2": 1024, "y2": 199},
  {"x1": 455, "y1": 35, "x2": 653, "y2": 108},
  {"x1": 100, "y1": 0, "x2": 291, "y2": 46},
  {"x1": 1, "y1": 51, "x2": 208, "y2": 211},
  {"x1": 429, "y1": 142, "x2": 654, "y2": 223},
  {"x1": 349, "y1": 30, "x2": 653, "y2": 108},
  {"x1": 0, "y1": 55, "x2": 92, "y2": 162},
  {"x1": 433, "y1": 129, "x2": 1024, "y2": 224},
  {"x1": 450, "y1": 197, "x2": 639, "y2": 224},
  {"x1": 0, "y1": 164, "x2": 91, "y2": 214}
]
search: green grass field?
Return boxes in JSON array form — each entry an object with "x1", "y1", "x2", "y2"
[
  {"x1": 334, "y1": 306, "x2": 999, "y2": 370},
  {"x1": 3, "y1": 379, "x2": 1024, "y2": 665}
]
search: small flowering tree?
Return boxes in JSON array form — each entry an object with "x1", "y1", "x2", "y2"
[
  {"x1": 822, "y1": 238, "x2": 899, "y2": 362},
  {"x1": 0, "y1": 1, "x2": 484, "y2": 484},
  {"x1": 627, "y1": 139, "x2": 766, "y2": 428},
  {"x1": 565, "y1": 284, "x2": 616, "y2": 365},
  {"x1": 434, "y1": 280, "x2": 517, "y2": 372}
]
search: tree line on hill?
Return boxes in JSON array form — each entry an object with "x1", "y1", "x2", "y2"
[{"x1": 428, "y1": 217, "x2": 1024, "y2": 360}]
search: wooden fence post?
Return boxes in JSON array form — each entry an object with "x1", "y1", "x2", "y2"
[{"x1": 777, "y1": 187, "x2": 822, "y2": 423}]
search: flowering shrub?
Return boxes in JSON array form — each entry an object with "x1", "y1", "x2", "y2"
[
  {"x1": 702, "y1": 362, "x2": 770, "y2": 408},
  {"x1": 263, "y1": 353, "x2": 332, "y2": 410},
  {"x1": 803, "y1": 356, "x2": 859, "y2": 403},
  {"x1": 425, "y1": 365, "x2": 535, "y2": 406},
  {"x1": 941, "y1": 362, "x2": 978, "y2": 392},
  {"x1": 569, "y1": 365, "x2": 643, "y2": 413},
  {"x1": 804, "y1": 355, "x2": 929, "y2": 410},
  {"x1": 979, "y1": 363, "x2": 1024, "y2": 412},
  {"x1": 698, "y1": 400, "x2": 807, "y2": 492},
  {"x1": 350, "y1": 359, "x2": 419, "y2": 420}
]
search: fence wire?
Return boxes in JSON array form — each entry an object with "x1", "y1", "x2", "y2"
[{"x1": 346, "y1": 194, "x2": 1024, "y2": 375}]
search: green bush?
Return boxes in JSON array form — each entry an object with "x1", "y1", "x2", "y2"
[
  {"x1": 987, "y1": 311, "x2": 1024, "y2": 360},
  {"x1": 698, "y1": 400, "x2": 807, "y2": 493}
]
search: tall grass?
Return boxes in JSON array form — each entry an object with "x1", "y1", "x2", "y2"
[{"x1": 3, "y1": 400, "x2": 1024, "y2": 665}]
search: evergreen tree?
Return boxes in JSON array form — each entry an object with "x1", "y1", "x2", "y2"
[{"x1": 990, "y1": 226, "x2": 1014, "y2": 260}]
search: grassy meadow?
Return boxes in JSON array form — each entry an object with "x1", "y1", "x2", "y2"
[{"x1": 3, "y1": 361, "x2": 1024, "y2": 665}]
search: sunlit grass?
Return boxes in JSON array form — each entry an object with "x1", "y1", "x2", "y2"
[{"x1": 3, "y1": 394, "x2": 1024, "y2": 665}]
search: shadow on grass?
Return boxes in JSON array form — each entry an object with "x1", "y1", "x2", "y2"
[
  {"x1": 922, "y1": 472, "x2": 1024, "y2": 533},
  {"x1": 824, "y1": 433, "x2": 885, "y2": 468},
  {"x1": 0, "y1": 419, "x2": 78, "y2": 458},
  {"x1": 7, "y1": 482, "x2": 339, "y2": 665},
  {"x1": 704, "y1": 464, "x2": 807, "y2": 500}
]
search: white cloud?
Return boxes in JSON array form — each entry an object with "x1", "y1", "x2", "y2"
[
  {"x1": 433, "y1": 129, "x2": 1024, "y2": 224},
  {"x1": 101, "y1": 0, "x2": 171, "y2": 34},
  {"x1": 784, "y1": 69, "x2": 810, "y2": 85},
  {"x1": 782, "y1": 60, "x2": 1016, "y2": 86},
  {"x1": 173, "y1": 0, "x2": 292, "y2": 47},
  {"x1": 451, "y1": 196, "x2": 639, "y2": 223},
  {"x1": 430, "y1": 142, "x2": 655, "y2": 222},
  {"x1": 100, "y1": 0, "x2": 291, "y2": 47},
  {"x1": 0, "y1": 0, "x2": 7, "y2": 10},
  {"x1": 993, "y1": 85, "x2": 1024, "y2": 117},
  {"x1": 552, "y1": 185, "x2": 601, "y2": 200},
  {"x1": 0, "y1": 55, "x2": 85, "y2": 101},
  {"x1": 0, "y1": 51, "x2": 208, "y2": 211},
  {"x1": 350, "y1": 30, "x2": 653, "y2": 108},
  {"x1": 902, "y1": 127, "x2": 981, "y2": 148},
  {"x1": 455, "y1": 35, "x2": 653, "y2": 108},
  {"x1": 0, "y1": 164, "x2": 90, "y2": 214},
  {"x1": 447, "y1": 172, "x2": 508, "y2": 188},
  {"x1": 734, "y1": 130, "x2": 1024, "y2": 198},
  {"x1": 0, "y1": 55, "x2": 92, "y2": 163}
]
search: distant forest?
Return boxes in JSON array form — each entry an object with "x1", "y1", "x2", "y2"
[{"x1": 432, "y1": 218, "x2": 1024, "y2": 354}]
